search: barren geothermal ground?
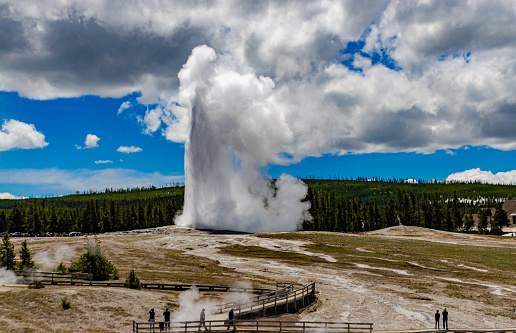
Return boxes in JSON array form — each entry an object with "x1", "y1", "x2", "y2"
[{"x1": 2, "y1": 225, "x2": 516, "y2": 332}]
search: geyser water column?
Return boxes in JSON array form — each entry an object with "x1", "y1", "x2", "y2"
[{"x1": 174, "y1": 45, "x2": 311, "y2": 233}]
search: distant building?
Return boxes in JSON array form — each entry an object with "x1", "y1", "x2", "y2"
[{"x1": 470, "y1": 200, "x2": 516, "y2": 235}]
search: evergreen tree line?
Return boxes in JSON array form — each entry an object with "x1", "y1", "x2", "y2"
[
  {"x1": 0, "y1": 195, "x2": 183, "y2": 234},
  {"x1": 1, "y1": 184, "x2": 511, "y2": 235},
  {"x1": 303, "y1": 188, "x2": 511, "y2": 233}
]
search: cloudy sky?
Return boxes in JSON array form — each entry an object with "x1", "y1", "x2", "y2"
[{"x1": 1, "y1": 0, "x2": 516, "y2": 198}]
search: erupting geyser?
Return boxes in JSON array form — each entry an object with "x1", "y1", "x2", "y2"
[{"x1": 174, "y1": 46, "x2": 311, "y2": 233}]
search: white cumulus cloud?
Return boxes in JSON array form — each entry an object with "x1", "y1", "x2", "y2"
[
  {"x1": 139, "y1": 106, "x2": 163, "y2": 134},
  {"x1": 0, "y1": 192, "x2": 28, "y2": 199},
  {"x1": 0, "y1": 1, "x2": 515, "y2": 156},
  {"x1": 117, "y1": 146, "x2": 142, "y2": 153},
  {"x1": 446, "y1": 168, "x2": 516, "y2": 185},
  {"x1": 84, "y1": 134, "x2": 100, "y2": 148},
  {"x1": 0, "y1": 119, "x2": 48, "y2": 151}
]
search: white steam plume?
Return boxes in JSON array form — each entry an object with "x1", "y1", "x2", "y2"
[
  {"x1": 172, "y1": 284, "x2": 255, "y2": 324},
  {"x1": 33, "y1": 245, "x2": 76, "y2": 271},
  {"x1": 0, "y1": 268, "x2": 21, "y2": 285},
  {"x1": 171, "y1": 286, "x2": 216, "y2": 323},
  {"x1": 175, "y1": 45, "x2": 311, "y2": 233}
]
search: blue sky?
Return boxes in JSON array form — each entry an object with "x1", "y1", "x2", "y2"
[{"x1": 1, "y1": 1, "x2": 516, "y2": 198}]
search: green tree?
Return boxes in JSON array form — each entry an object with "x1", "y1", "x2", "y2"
[
  {"x1": 492, "y1": 203, "x2": 510, "y2": 234},
  {"x1": 69, "y1": 236, "x2": 119, "y2": 280},
  {"x1": 0, "y1": 231, "x2": 17, "y2": 270},
  {"x1": 124, "y1": 269, "x2": 142, "y2": 290},
  {"x1": 0, "y1": 211, "x2": 7, "y2": 233},
  {"x1": 477, "y1": 209, "x2": 487, "y2": 234},
  {"x1": 17, "y1": 240, "x2": 36, "y2": 270},
  {"x1": 463, "y1": 213, "x2": 474, "y2": 232}
]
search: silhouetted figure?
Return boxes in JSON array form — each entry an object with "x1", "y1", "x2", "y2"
[
  {"x1": 198, "y1": 308, "x2": 208, "y2": 331},
  {"x1": 163, "y1": 307, "x2": 171, "y2": 329},
  {"x1": 442, "y1": 308, "x2": 448, "y2": 330},
  {"x1": 435, "y1": 309, "x2": 440, "y2": 329},
  {"x1": 226, "y1": 308, "x2": 234, "y2": 330},
  {"x1": 149, "y1": 308, "x2": 156, "y2": 332}
]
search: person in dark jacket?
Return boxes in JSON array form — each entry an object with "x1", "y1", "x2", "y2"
[
  {"x1": 198, "y1": 308, "x2": 208, "y2": 331},
  {"x1": 226, "y1": 308, "x2": 234, "y2": 330},
  {"x1": 149, "y1": 309, "x2": 156, "y2": 332},
  {"x1": 435, "y1": 309, "x2": 440, "y2": 329},
  {"x1": 163, "y1": 307, "x2": 171, "y2": 328},
  {"x1": 442, "y1": 308, "x2": 448, "y2": 330}
]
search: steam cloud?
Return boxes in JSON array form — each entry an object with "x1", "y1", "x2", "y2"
[
  {"x1": 0, "y1": 268, "x2": 20, "y2": 285},
  {"x1": 172, "y1": 283, "x2": 254, "y2": 323},
  {"x1": 33, "y1": 245, "x2": 76, "y2": 271},
  {"x1": 174, "y1": 46, "x2": 311, "y2": 233},
  {"x1": 171, "y1": 286, "x2": 215, "y2": 323}
]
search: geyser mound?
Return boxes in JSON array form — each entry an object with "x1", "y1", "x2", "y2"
[{"x1": 174, "y1": 45, "x2": 311, "y2": 233}]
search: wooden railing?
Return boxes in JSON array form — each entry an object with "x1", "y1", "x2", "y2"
[
  {"x1": 132, "y1": 319, "x2": 373, "y2": 333},
  {"x1": 375, "y1": 330, "x2": 516, "y2": 333},
  {"x1": 212, "y1": 282, "x2": 295, "y2": 315},
  {"x1": 212, "y1": 282, "x2": 316, "y2": 319},
  {"x1": 15, "y1": 270, "x2": 92, "y2": 284}
]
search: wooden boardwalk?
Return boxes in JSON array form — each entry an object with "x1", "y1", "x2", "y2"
[
  {"x1": 212, "y1": 282, "x2": 316, "y2": 319},
  {"x1": 132, "y1": 282, "x2": 341, "y2": 333}
]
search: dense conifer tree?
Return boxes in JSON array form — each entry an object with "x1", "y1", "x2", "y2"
[
  {"x1": 17, "y1": 240, "x2": 36, "y2": 270},
  {"x1": 0, "y1": 231, "x2": 17, "y2": 270}
]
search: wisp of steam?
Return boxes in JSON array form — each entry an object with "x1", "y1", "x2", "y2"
[{"x1": 174, "y1": 46, "x2": 311, "y2": 233}]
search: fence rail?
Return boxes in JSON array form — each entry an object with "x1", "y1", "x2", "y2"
[
  {"x1": 376, "y1": 330, "x2": 516, "y2": 333},
  {"x1": 212, "y1": 283, "x2": 294, "y2": 315},
  {"x1": 15, "y1": 270, "x2": 93, "y2": 284},
  {"x1": 132, "y1": 319, "x2": 373, "y2": 333},
  {"x1": 13, "y1": 271, "x2": 272, "y2": 294}
]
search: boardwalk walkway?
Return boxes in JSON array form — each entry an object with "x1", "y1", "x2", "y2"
[{"x1": 212, "y1": 282, "x2": 315, "y2": 319}]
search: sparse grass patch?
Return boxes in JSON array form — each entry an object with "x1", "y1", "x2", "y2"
[
  {"x1": 221, "y1": 245, "x2": 327, "y2": 265},
  {"x1": 255, "y1": 232, "x2": 516, "y2": 286},
  {"x1": 61, "y1": 297, "x2": 71, "y2": 309},
  {"x1": 28, "y1": 281, "x2": 45, "y2": 289}
]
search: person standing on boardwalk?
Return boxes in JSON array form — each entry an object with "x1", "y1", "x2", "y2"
[
  {"x1": 198, "y1": 308, "x2": 208, "y2": 331},
  {"x1": 163, "y1": 307, "x2": 171, "y2": 329},
  {"x1": 226, "y1": 308, "x2": 234, "y2": 330},
  {"x1": 442, "y1": 308, "x2": 448, "y2": 330},
  {"x1": 435, "y1": 309, "x2": 440, "y2": 329},
  {"x1": 149, "y1": 309, "x2": 156, "y2": 332}
]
